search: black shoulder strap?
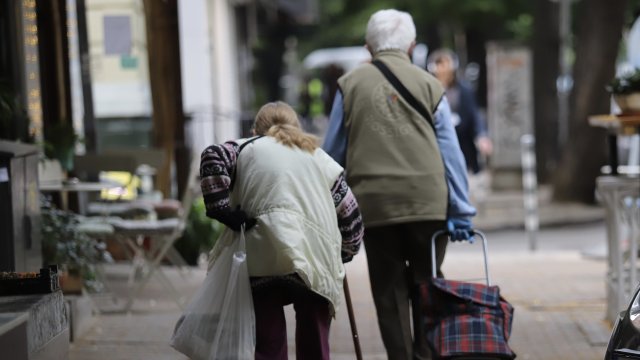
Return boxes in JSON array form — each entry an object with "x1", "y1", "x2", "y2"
[
  {"x1": 371, "y1": 60, "x2": 436, "y2": 133},
  {"x1": 230, "y1": 135, "x2": 264, "y2": 191},
  {"x1": 238, "y1": 135, "x2": 264, "y2": 153}
]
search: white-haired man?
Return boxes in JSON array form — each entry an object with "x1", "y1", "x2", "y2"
[{"x1": 323, "y1": 9, "x2": 476, "y2": 359}]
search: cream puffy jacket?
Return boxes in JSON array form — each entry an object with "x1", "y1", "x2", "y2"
[{"x1": 208, "y1": 136, "x2": 345, "y2": 313}]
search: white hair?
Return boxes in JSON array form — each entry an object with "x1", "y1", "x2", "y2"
[{"x1": 365, "y1": 9, "x2": 416, "y2": 54}]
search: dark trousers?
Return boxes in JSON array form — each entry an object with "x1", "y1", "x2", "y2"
[
  {"x1": 364, "y1": 220, "x2": 447, "y2": 360},
  {"x1": 252, "y1": 284, "x2": 331, "y2": 360}
]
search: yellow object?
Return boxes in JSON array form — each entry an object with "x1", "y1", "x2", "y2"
[
  {"x1": 308, "y1": 78, "x2": 324, "y2": 117},
  {"x1": 99, "y1": 171, "x2": 140, "y2": 200}
]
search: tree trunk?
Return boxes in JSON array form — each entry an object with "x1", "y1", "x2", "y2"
[
  {"x1": 465, "y1": 28, "x2": 488, "y2": 108},
  {"x1": 75, "y1": 0, "x2": 97, "y2": 153},
  {"x1": 142, "y1": 0, "x2": 188, "y2": 198},
  {"x1": 532, "y1": 0, "x2": 560, "y2": 183},
  {"x1": 552, "y1": 0, "x2": 628, "y2": 203}
]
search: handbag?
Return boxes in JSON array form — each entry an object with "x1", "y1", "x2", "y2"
[
  {"x1": 170, "y1": 226, "x2": 256, "y2": 360},
  {"x1": 417, "y1": 230, "x2": 516, "y2": 359},
  {"x1": 418, "y1": 278, "x2": 515, "y2": 359}
]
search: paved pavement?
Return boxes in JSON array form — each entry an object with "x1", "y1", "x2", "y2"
[{"x1": 69, "y1": 219, "x2": 615, "y2": 360}]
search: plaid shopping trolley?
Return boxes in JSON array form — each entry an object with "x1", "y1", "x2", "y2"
[{"x1": 417, "y1": 230, "x2": 516, "y2": 359}]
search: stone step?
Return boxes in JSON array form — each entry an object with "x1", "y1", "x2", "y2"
[{"x1": 0, "y1": 291, "x2": 69, "y2": 360}]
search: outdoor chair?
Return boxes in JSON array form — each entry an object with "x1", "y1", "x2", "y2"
[
  {"x1": 74, "y1": 215, "x2": 118, "y2": 296},
  {"x1": 75, "y1": 150, "x2": 189, "y2": 269},
  {"x1": 109, "y1": 158, "x2": 201, "y2": 312}
]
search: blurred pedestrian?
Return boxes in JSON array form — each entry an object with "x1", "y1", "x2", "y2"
[
  {"x1": 200, "y1": 101, "x2": 364, "y2": 360},
  {"x1": 427, "y1": 48, "x2": 493, "y2": 175},
  {"x1": 322, "y1": 63, "x2": 345, "y2": 117},
  {"x1": 323, "y1": 9, "x2": 476, "y2": 360}
]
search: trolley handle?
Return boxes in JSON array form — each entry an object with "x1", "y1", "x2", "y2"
[{"x1": 431, "y1": 229, "x2": 491, "y2": 286}]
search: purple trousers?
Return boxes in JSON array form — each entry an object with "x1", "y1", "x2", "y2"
[{"x1": 252, "y1": 284, "x2": 331, "y2": 360}]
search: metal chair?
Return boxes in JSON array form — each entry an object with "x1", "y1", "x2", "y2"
[{"x1": 110, "y1": 158, "x2": 201, "y2": 312}]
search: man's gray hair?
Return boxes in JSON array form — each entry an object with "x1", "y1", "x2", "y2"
[{"x1": 365, "y1": 9, "x2": 416, "y2": 54}]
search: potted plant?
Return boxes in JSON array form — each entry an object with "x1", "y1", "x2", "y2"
[
  {"x1": 607, "y1": 68, "x2": 640, "y2": 114},
  {"x1": 43, "y1": 122, "x2": 81, "y2": 173},
  {"x1": 40, "y1": 198, "x2": 111, "y2": 293}
]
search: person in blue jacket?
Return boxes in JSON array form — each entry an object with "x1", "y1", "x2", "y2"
[
  {"x1": 322, "y1": 9, "x2": 476, "y2": 359},
  {"x1": 427, "y1": 48, "x2": 493, "y2": 174}
]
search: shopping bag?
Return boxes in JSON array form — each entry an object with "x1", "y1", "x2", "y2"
[
  {"x1": 417, "y1": 277, "x2": 516, "y2": 359},
  {"x1": 170, "y1": 227, "x2": 256, "y2": 360}
]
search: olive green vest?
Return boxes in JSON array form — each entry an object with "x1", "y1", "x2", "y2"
[{"x1": 338, "y1": 50, "x2": 448, "y2": 227}]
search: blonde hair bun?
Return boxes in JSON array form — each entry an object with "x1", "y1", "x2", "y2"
[{"x1": 253, "y1": 102, "x2": 318, "y2": 153}]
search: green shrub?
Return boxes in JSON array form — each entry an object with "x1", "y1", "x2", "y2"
[
  {"x1": 174, "y1": 198, "x2": 224, "y2": 265},
  {"x1": 608, "y1": 68, "x2": 640, "y2": 95}
]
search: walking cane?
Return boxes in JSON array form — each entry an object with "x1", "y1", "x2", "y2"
[{"x1": 344, "y1": 274, "x2": 363, "y2": 360}]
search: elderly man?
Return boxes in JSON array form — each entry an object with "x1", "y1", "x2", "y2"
[{"x1": 323, "y1": 9, "x2": 476, "y2": 360}]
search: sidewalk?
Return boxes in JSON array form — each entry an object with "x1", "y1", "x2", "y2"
[
  {"x1": 473, "y1": 185, "x2": 604, "y2": 231},
  {"x1": 69, "y1": 195, "x2": 612, "y2": 360}
]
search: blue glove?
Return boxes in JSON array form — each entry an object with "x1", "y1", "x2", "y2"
[{"x1": 447, "y1": 218, "x2": 474, "y2": 242}]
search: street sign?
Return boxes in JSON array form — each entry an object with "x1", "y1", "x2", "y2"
[{"x1": 121, "y1": 55, "x2": 138, "y2": 69}]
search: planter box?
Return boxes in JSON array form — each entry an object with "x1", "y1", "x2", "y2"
[
  {"x1": 0, "y1": 291, "x2": 69, "y2": 360},
  {"x1": 59, "y1": 272, "x2": 83, "y2": 295},
  {"x1": 0, "y1": 266, "x2": 60, "y2": 296},
  {"x1": 614, "y1": 93, "x2": 640, "y2": 114}
]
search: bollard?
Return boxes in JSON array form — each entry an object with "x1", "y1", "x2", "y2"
[{"x1": 521, "y1": 134, "x2": 539, "y2": 251}]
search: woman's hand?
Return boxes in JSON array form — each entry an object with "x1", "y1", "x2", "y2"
[{"x1": 217, "y1": 206, "x2": 257, "y2": 232}]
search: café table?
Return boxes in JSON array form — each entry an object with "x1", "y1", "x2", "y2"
[
  {"x1": 39, "y1": 179, "x2": 123, "y2": 212},
  {"x1": 590, "y1": 113, "x2": 640, "y2": 323}
]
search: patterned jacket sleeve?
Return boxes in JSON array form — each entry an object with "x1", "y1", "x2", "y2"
[
  {"x1": 200, "y1": 141, "x2": 240, "y2": 218},
  {"x1": 330, "y1": 172, "x2": 364, "y2": 261}
]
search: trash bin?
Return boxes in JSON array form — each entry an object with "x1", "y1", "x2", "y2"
[{"x1": 0, "y1": 140, "x2": 42, "y2": 272}]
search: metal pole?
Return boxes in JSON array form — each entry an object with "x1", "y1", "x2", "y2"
[
  {"x1": 557, "y1": 0, "x2": 573, "y2": 150},
  {"x1": 343, "y1": 275, "x2": 363, "y2": 360},
  {"x1": 623, "y1": 196, "x2": 638, "y2": 294},
  {"x1": 521, "y1": 134, "x2": 539, "y2": 251}
]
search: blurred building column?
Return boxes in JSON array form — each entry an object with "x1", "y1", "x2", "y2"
[
  {"x1": 177, "y1": 0, "x2": 215, "y2": 157},
  {"x1": 36, "y1": 0, "x2": 73, "y2": 140},
  {"x1": 142, "y1": 0, "x2": 187, "y2": 198},
  {"x1": 207, "y1": 0, "x2": 242, "y2": 141}
]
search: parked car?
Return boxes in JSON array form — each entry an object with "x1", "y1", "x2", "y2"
[
  {"x1": 302, "y1": 46, "x2": 371, "y2": 73},
  {"x1": 606, "y1": 285, "x2": 640, "y2": 359}
]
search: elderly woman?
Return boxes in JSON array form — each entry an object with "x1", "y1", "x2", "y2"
[{"x1": 200, "y1": 101, "x2": 364, "y2": 360}]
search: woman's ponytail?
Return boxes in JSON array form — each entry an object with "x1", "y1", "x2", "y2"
[{"x1": 254, "y1": 102, "x2": 319, "y2": 153}]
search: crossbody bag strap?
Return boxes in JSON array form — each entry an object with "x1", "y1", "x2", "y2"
[
  {"x1": 230, "y1": 135, "x2": 264, "y2": 191},
  {"x1": 371, "y1": 60, "x2": 437, "y2": 133}
]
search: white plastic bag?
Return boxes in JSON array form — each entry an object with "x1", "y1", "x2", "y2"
[{"x1": 171, "y1": 228, "x2": 256, "y2": 360}]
